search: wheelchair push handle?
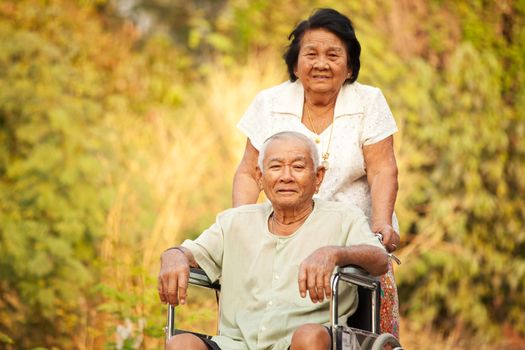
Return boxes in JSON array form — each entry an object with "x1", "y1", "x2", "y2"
[{"x1": 375, "y1": 233, "x2": 401, "y2": 265}]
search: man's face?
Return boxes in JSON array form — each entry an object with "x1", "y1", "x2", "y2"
[{"x1": 257, "y1": 137, "x2": 325, "y2": 210}]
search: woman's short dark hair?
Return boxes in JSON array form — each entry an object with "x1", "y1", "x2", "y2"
[{"x1": 283, "y1": 8, "x2": 361, "y2": 84}]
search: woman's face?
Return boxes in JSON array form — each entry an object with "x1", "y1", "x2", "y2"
[{"x1": 294, "y1": 28, "x2": 350, "y2": 95}]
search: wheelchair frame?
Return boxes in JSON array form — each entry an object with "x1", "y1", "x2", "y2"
[{"x1": 165, "y1": 266, "x2": 402, "y2": 350}]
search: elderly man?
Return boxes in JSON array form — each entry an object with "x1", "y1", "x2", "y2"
[{"x1": 158, "y1": 131, "x2": 388, "y2": 350}]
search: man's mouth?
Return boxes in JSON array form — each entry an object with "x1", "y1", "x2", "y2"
[{"x1": 276, "y1": 189, "x2": 297, "y2": 194}]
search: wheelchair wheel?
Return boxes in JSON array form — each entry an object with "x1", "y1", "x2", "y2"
[{"x1": 371, "y1": 333, "x2": 402, "y2": 350}]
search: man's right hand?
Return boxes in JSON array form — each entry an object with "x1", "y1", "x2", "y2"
[{"x1": 158, "y1": 248, "x2": 190, "y2": 306}]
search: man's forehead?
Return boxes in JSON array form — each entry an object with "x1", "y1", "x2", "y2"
[
  {"x1": 263, "y1": 138, "x2": 312, "y2": 162},
  {"x1": 266, "y1": 153, "x2": 308, "y2": 162}
]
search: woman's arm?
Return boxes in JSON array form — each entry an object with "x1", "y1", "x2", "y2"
[
  {"x1": 363, "y1": 135, "x2": 400, "y2": 251},
  {"x1": 232, "y1": 138, "x2": 261, "y2": 207}
]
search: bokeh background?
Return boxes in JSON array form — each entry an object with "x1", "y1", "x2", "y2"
[{"x1": 1, "y1": 0, "x2": 524, "y2": 349}]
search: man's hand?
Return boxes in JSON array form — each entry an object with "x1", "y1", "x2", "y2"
[
  {"x1": 298, "y1": 246, "x2": 339, "y2": 303},
  {"x1": 158, "y1": 248, "x2": 190, "y2": 306}
]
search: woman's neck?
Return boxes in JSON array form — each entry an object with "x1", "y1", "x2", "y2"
[{"x1": 304, "y1": 90, "x2": 338, "y2": 109}]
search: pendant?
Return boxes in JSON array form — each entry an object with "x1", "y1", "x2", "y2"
[
  {"x1": 321, "y1": 159, "x2": 330, "y2": 170},
  {"x1": 314, "y1": 136, "x2": 320, "y2": 144}
]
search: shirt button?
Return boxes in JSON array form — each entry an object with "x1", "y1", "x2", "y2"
[
  {"x1": 268, "y1": 300, "x2": 273, "y2": 306},
  {"x1": 275, "y1": 275, "x2": 280, "y2": 280},
  {"x1": 261, "y1": 325, "x2": 266, "y2": 331}
]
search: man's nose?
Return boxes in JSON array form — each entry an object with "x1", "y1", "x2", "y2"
[{"x1": 279, "y1": 166, "x2": 294, "y2": 181}]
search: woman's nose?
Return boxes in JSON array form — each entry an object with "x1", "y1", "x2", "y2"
[{"x1": 313, "y1": 57, "x2": 329, "y2": 69}]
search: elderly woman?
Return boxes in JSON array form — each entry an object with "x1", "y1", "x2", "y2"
[{"x1": 232, "y1": 8, "x2": 401, "y2": 337}]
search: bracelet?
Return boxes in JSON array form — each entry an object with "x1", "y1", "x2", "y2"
[{"x1": 164, "y1": 246, "x2": 186, "y2": 255}]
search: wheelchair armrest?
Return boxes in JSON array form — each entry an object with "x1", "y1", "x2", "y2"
[
  {"x1": 331, "y1": 265, "x2": 381, "y2": 334},
  {"x1": 165, "y1": 268, "x2": 220, "y2": 341},
  {"x1": 189, "y1": 267, "x2": 221, "y2": 291},
  {"x1": 337, "y1": 265, "x2": 380, "y2": 290}
]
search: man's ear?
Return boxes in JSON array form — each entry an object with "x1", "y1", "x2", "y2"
[
  {"x1": 256, "y1": 166, "x2": 263, "y2": 190},
  {"x1": 315, "y1": 166, "x2": 326, "y2": 193}
]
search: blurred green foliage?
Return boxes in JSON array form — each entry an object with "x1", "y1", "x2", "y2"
[{"x1": 0, "y1": 0, "x2": 524, "y2": 349}]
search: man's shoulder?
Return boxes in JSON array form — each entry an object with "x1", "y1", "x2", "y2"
[{"x1": 217, "y1": 202, "x2": 270, "y2": 221}]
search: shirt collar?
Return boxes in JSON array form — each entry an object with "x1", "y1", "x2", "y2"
[{"x1": 272, "y1": 81, "x2": 364, "y2": 118}]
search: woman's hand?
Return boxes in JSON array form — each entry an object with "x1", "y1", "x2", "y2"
[{"x1": 375, "y1": 223, "x2": 400, "y2": 253}]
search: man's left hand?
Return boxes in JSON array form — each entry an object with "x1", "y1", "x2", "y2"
[{"x1": 298, "y1": 246, "x2": 339, "y2": 303}]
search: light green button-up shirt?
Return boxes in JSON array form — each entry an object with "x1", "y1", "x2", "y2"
[{"x1": 182, "y1": 199, "x2": 384, "y2": 350}]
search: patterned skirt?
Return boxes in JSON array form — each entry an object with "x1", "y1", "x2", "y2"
[{"x1": 380, "y1": 260, "x2": 400, "y2": 338}]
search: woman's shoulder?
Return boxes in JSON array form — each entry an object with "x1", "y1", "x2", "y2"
[
  {"x1": 254, "y1": 80, "x2": 298, "y2": 100},
  {"x1": 348, "y1": 81, "x2": 383, "y2": 97},
  {"x1": 344, "y1": 82, "x2": 390, "y2": 111}
]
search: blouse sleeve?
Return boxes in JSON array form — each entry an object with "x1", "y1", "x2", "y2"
[
  {"x1": 362, "y1": 88, "x2": 398, "y2": 146},
  {"x1": 236, "y1": 92, "x2": 271, "y2": 151}
]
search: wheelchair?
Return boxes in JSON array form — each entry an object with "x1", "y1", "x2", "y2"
[{"x1": 164, "y1": 266, "x2": 403, "y2": 350}]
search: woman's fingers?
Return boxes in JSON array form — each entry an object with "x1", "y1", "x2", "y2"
[{"x1": 377, "y1": 225, "x2": 400, "y2": 252}]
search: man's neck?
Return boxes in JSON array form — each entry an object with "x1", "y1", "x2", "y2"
[{"x1": 270, "y1": 201, "x2": 314, "y2": 236}]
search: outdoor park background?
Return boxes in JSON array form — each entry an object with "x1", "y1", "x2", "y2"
[{"x1": 1, "y1": 0, "x2": 524, "y2": 349}]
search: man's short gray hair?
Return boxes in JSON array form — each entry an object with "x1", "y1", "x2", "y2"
[{"x1": 257, "y1": 131, "x2": 320, "y2": 171}]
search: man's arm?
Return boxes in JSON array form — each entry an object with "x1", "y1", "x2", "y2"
[
  {"x1": 158, "y1": 247, "x2": 199, "y2": 306},
  {"x1": 298, "y1": 245, "x2": 388, "y2": 303}
]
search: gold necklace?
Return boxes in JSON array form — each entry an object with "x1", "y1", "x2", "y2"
[{"x1": 305, "y1": 104, "x2": 335, "y2": 170}]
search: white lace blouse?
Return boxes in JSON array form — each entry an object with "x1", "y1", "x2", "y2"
[{"x1": 237, "y1": 80, "x2": 399, "y2": 229}]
